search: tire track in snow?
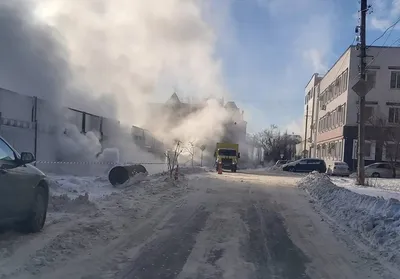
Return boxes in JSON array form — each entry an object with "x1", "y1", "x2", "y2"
[
  {"x1": 176, "y1": 201, "x2": 254, "y2": 279},
  {"x1": 239, "y1": 194, "x2": 311, "y2": 279},
  {"x1": 120, "y1": 204, "x2": 210, "y2": 279}
]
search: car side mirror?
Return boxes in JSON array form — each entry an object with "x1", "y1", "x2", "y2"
[
  {"x1": 20, "y1": 152, "x2": 35, "y2": 164},
  {"x1": 238, "y1": 152, "x2": 241, "y2": 158}
]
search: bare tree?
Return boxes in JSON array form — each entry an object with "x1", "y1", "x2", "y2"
[
  {"x1": 369, "y1": 115, "x2": 400, "y2": 178},
  {"x1": 182, "y1": 141, "x2": 195, "y2": 167},
  {"x1": 256, "y1": 125, "x2": 301, "y2": 162},
  {"x1": 166, "y1": 140, "x2": 183, "y2": 178}
]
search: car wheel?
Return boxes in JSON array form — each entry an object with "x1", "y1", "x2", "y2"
[
  {"x1": 20, "y1": 187, "x2": 48, "y2": 233},
  {"x1": 372, "y1": 172, "x2": 380, "y2": 178},
  {"x1": 288, "y1": 167, "x2": 295, "y2": 172}
]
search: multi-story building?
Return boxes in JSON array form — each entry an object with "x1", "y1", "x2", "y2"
[
  {"x1": 303, "y1": 45, "x2": 400, "y2": 170},
  {"x1": 303, "y1": 73, "x2": 323, "y2": 157}
]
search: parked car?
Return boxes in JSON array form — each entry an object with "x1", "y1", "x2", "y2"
[
  {"x1": 364, "y1": 162, "x2": 400, "y2": 178},
  {"x1": 0, "y1": 136, "x2": 49, "y2": 233},
  {"x1": 327, "y1": 161, "x2": 350, "y2": 177},
  {"x1": 282, "y1": 158, "x2": 327, "y2": 173}
]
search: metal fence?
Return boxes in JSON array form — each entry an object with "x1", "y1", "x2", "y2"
[{"x1": 0, "y1": 88, "x2": 167, "y2": 176}]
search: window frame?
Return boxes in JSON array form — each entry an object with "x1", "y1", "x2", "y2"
[
  {"x1": 390, "y1": 71, "x2": 400, "y2": 89},
  {"x1": 388, "y1": 107, "x2": 400, "y2": 124},
  {"x1": 366, "y1": 70, "x2": 377, "y2": 88}
]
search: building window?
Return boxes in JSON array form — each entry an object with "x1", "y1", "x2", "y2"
[
  {"x1": 366, "y1": 71, "x2": 376, "y2": 88},
  {"x1": 388, "y1": 107, "x2": 400, "y2": 123},
  {"x1": 390, "y1": 71, "x2": 400, "y2": 89},
  {"x1": 340, "y1": 69, "x2": 348, "y2": 93}
]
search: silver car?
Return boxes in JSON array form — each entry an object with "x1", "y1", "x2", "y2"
[
  {"x1": 365, "y1": 162, "x2": 400, "y2": 178},
  {"x1": 329, "y1": 161, "x2": 350, "y2": 177},
  {"x1": 0, "y1": 136, "x2": 49, "y2": 233}
]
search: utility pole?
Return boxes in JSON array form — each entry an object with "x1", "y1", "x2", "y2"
[
  {"x1": 357, "y1": 0, "x2": 368, "y2": 185},
  {"x1": 303, "y1": 104, "x2": 309, "y2": 158}
]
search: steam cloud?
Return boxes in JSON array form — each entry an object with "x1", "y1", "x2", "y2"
[{"x1": 0, "y1": 0, "x2": 233, "y2": 166}]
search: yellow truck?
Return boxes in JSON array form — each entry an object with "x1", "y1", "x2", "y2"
[{"x1": 214, "y1": 142, "x2": 240, "y2": 172}]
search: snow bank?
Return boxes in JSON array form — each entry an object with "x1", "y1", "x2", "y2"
[
  {"x1": 49, "y1": 175, "x2": 116, "y2": 201},
  {"x1": 298, "y1": 173, "x2": 400, "y2": 266},
  {"x1": 47, "y1": 165, "x2": 206, "y2": 202},
  {"x1": 48, "y1": 193, "x2": 96, "y2": 213}
]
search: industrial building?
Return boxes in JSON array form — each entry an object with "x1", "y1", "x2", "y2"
[{"x1": 302, "y1": 46, "x2": 400, "y2": 169}]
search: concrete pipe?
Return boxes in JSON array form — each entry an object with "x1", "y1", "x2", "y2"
[{"x1": 108, "y1": 164, "x2": 148, "y2": 186}]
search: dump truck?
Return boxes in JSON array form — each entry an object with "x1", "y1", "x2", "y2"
[{"x1": 214, "y1": 142, "x2": 240, "y2": 172}]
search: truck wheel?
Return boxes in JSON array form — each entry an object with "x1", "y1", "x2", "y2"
[{"x1": 19, "y1": 187, "x2": 48, "y2": 233}]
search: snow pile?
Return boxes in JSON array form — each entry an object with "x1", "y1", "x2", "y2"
[
  {"x1": 48, "y1": 193, "x2": 96, "y2": 213},
  {"x1": 49, "y1": 175, "x2": 116, "y2": 201},
  {"x1": 298, "y1": 173, "x2": 400, "y2": 266}
]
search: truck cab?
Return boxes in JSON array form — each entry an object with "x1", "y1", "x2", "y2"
[{"x1": 215, "y1": 143, "x2": 240, "y2": 172}]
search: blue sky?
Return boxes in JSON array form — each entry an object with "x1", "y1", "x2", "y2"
[{"x1": 205, "y1": 0, "x2": 400, "y2": 134}]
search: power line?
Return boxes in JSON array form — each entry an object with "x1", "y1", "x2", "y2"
[
  {"x1": 350, "y1": 37, "x2": 400, "y2": 83},
  {"x1": 367, "y1": 16, "x2": 400, "y2": 47},
  {"x1": 381, "y1": 20, "x2": 396, "y2": 47}
]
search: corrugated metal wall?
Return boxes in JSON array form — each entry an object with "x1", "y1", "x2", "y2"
[{"x1": 0, "y1": 88, "x2": 162, "y2": 162}]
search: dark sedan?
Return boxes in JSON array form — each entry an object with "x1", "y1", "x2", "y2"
[
  {"x1": 0, "y1": 136, "x2": 49, "y2": 233},
  {"x1": 282, "y1": 158, "x2": 327, "y2": 173}
]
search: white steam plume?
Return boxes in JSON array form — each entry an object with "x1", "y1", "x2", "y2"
[
  {"x1": 33, "y1": 0, "x2": 229, "y2": 134},
  {"x1": 0, "y1": 0, "x2": 233, "y2": 168}
]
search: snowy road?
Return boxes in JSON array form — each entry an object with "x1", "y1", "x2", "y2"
[{"x1": 1, "y1": 170, "x2": 398, "y2": 279}]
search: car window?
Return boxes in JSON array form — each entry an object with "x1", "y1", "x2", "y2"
[
  {"x1": 307, "y1": 159, "x2": 321, "y2": 164},
  {"x1": 0, "y1": 138, "x2": 16, "y2": 161},
  {"x1": 376, "y1": 163, "x2": 389, "y2": 169},
  {"x1": 298, "y1": 159, "x2": 308, "y2": 164}
]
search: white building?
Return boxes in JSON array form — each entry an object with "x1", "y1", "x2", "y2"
[
  {"x1": 303, "y1": 45, "x2": 400, "y2": 170},
  {"x1": 303, "y1": 73, "x2": 323, "y2": 157}
]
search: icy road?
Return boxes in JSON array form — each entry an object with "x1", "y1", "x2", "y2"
[{"x1": 0, "y1": 170, "x2": 397, "y2": 279}]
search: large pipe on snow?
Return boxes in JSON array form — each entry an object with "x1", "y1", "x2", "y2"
[{"x1": 108, "y1": 164, "x2": 147, "y2": 186}]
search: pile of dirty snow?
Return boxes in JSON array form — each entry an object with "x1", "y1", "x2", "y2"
[
  {"x1": 298, "y1": 173, "x2": 400, "y2": 266},
  {"x1": 49, "y1": 175, "x2": 116, "y2": 201}
]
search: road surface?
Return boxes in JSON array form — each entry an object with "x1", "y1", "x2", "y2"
[{"x1": 2, "y1": 170, "x2": 397, "y2": 279}]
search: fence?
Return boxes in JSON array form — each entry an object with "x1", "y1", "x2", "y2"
[{"x1": 0, "y1": 88, "x2": 166, "y2": 175}]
